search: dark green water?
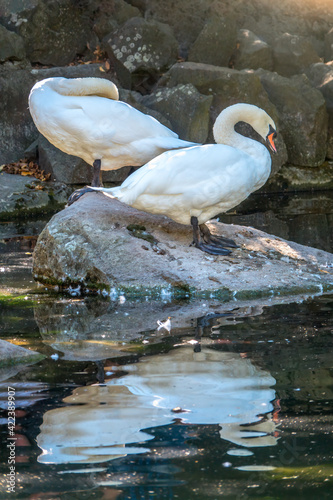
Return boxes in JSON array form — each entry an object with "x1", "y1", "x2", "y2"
[{"x1": 0, "y1": 192, "x2": 332, "y2": 499}]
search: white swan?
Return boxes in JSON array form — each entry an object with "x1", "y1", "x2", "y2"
[
  {"x1": 28, "y1": 77, "x2": 197, "y2": 186},
  {"x1": 68, "y1": 103, "x2": 277, "y2": 255}
]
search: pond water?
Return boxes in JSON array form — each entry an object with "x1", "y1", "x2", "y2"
[{"x1": 0, "y1": 192, "x2": 332, "y2": 499}]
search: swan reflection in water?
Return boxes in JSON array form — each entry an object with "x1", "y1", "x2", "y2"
[{"x1": 37, "y1": 347, "x2": 279, "y2": 464}]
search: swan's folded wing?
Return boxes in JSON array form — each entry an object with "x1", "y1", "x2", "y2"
[
  {"x1": 57, "y1": 97, "x2": 181, "y2": 145},
  {"x1": 120, "y1": 144, "x2": 252, "y2": 201}
]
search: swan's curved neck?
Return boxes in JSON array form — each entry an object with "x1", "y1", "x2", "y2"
[
  {"x1": 48, "y1": 77, "x2": 119, "y2": 100},
  {"x1": 213, "y1": 105, "x2": 263, "y2": 153}
]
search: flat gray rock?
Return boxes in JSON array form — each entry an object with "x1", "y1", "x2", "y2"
[
  {"x1": 32, "y1": 193, "x2": 333, "y2": 300},
  {"x1": 0, "y1": 172, "x2": 70, "y2": 220}
]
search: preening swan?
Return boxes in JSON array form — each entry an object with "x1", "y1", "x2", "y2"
[
  {"x1": 28, "y1": 77, "x2": 197, "y2": 186},
  {"x1": 68, "y1": 103, "x2": 277, "y2": 255}
]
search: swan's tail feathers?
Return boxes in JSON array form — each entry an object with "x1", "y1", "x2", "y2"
[
  {"x1": 150, "y1": 137, "x2": 199, "y2": 151},
  {"x1": 89, "y1": 186, "x2": 119, "y2": 200}
]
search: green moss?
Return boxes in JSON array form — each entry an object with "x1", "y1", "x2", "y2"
[
  {"x1": 0, "y1": 201, "x2": 66, "y2": 221},
  {"x1": 33, "y1": 274, "x2": 111, "y2": 294},
  {"x1": 269, "y1": 464, "x2": 333, "y2": 481},
  {"x1": 127, "y1": 224, "x2": 147, "y2": 232},
  {"x1": 127, "y1": 224, "x2": 158, "y2": 245},
  {"x1": 0, "y1": 353, "x2": 45, "y2": 368},
  {"x1": 33, "y1": 274, "x2": 333, "y2": 302},
  {"x1": 234, "y1": 283, "x2": 333, "y2": 301},
  {"x1": 0, "y1": 293, "x2": 37, "y2": 308}
]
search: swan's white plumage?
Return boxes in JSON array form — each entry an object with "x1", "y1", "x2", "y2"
[
  {"x1": 89, "y1": 103, "x2": 276, "y2": 226},
  {"x1": 28, "y1": 77, "x2": 197, "y2": 171}
]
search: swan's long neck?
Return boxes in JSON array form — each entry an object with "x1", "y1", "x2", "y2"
[
  {"x1": 213, "y1": 105, "x2": 265, "y2": 155},
  {"x1": 47, "y1": 77, "x2": 119, "y2": 100}
]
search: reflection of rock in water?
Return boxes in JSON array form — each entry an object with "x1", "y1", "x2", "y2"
[
  {"x1": 35, "y1": 298, "x2": 142, "y2": 361},
  {"x1": 37, "y1": 346, "x2": 278, "y2": 464},
  {"x1": 34, "y1": 296, "x2": 297, "y2": 361},
  {"x1": 34, "y1": 297, "x2": 231, "y2": 344}
]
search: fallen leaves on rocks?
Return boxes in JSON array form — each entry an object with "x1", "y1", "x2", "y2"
[{"x1": 0, "y1": 159, "x2": 51, "y2": 182}]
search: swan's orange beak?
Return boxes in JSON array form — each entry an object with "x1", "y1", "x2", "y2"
[{"x1": 266, "y1": 126, "x2": 277, "y2": 154}]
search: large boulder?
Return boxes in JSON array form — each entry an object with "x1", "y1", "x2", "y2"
[
  {"x1": 306, "y1": 62, "x2": 333, "y2": 159},
  {"x1": 13, "y1": 0, "x2": 95, "y2": 66},
  {"x1": 232, "y1": 29, "x2": 273, "y2": 71},
  {"x1": 144, "y1": 0, "x2": 333, "y2": 59},
  {"x1": 159, "y1": 62, "x2": 276, "y2": 114},
  {"x1": 93, "y1": 0, "x2": 142, "y2": 40},
  {"x1": 188, "y1": 15, "x2": 237, "y2": 68},
  {"x1": 0, "y1": 68, "x2": 38, "y2": 164},
  {"x1": 103, "y1": 17, "x2": 179, "y2": 88},
  {"x1": 144, "y1": 0, "x2": 210, "y2": 57},
  {"x1": 159, "y1": 62, "x2": 287, "y2": 174},
  {"x1": 229, "y1": 0, "x2": 333, "y2": 54},
  {"x1": 32, "y1": 193, "x2": 333, "y2": 298},
  {"x1": 272, "y1": 33, "x2": 321, "y2": 77},
  {"x1": 257, "y1": 70, "x2": 328, "y2": 166},
  {"x1": 0, "y1": 24, "x2": 26, "y2": 63},
  {"x1": 139, "y1": 84, "x2": 213, "y2": 143}
]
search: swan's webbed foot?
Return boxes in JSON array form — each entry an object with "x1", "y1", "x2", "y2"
[
  {"x1": 195, "y1": 241, "x2": 232, "y2": 256},
  {"x1": 191, "y1": 217, "x2": 233, "y2": 256},
  {"x1": 199, "y1": 223, "x2": 239, "y2": 248},
  {"x1": 67, "y1": 186, "x2": 95, "y2": 206}
]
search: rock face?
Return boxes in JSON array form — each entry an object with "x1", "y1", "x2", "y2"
[
  {"x1": 140, "y1": 84, "x2": 213, "y2": 143},
  {"x1": 258, "y1": 71, "x2": 328, "y2": 166},
  {"x1": 272, "y1": 33, "x2": 321, "y2": 77},
  {"x1": 232, "y1": 29, "x2": 273, "y2": 71},
  {"x1": 32, "y1": 193, "x2": 333, "y2": 298},
  {"x1": 306, "y1": 62, "x2": 333, "y2": 160},
  {"x1": 0, "y1": 24, "x2": 26, "y2": 63},
  {"x1": 103, "y1": 17, "x2": 179, "y2": 88},
  {"x1": 16, "y1": 0, "x2": 95, "y2": 66},
  {"x1": 0, "y1": 172, "x2": 70, "y2": 220},
  {"x1": 188, "y1": 15, "x2": 237, "y2": 68},
  {"x1": 38, "y1": 136, "x2": 133, "y2": 185},
  {"x1": 1, "y1": 0, "x2": 333, "y2": 203}
]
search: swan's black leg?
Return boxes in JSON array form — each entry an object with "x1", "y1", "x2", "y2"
[
  {"x1": 199, "y1": 223, "x2": 239, "y2": 248},
  {"x1": 91, "y1": 159, "x2": 102, "y2": 187},
  {"x1": 67, "y1": 158, "x2": 103, "y2": 206},
  {"x1": 127, "y1": 166, "x2": 136, "y2": 177},
  {"x1": 191, "y1": 216, "x2": 231, "y2": 255},
  {"x1": 67, "y1": 186, "x2": 96, "y2": 206},
  {"x1": 95, "y1": 360, "x2": 105, "y2": 385}
]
